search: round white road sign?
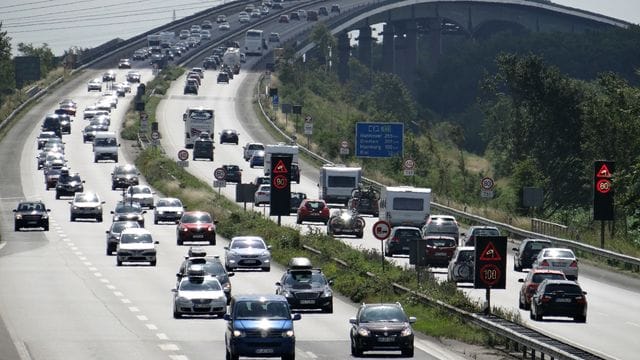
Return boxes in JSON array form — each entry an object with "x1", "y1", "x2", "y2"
[
  {"x1": 403, "y1": 159, "x2": 415, "y2": 170},
  {"x1": 214, "y1": 167, "x2": 227, "y2": 181},
  {"x1": 372, "y1": 220, "x2": 391, "y2": 241},
  {"x1": 481, "y1": 177, "x2": 495, "y2": 190},
  {"x1": 177, "y1": 149, "x2": 189, "y2": 161}
]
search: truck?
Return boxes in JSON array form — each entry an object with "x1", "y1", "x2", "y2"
[
  {"x1": 147, "y1": 31, "x2": 175, "y2": 49},
  {"x1": 222, "y1": 47, "x2": 241, "y2": 74},
  {"x1": 378, "y1": 186, "x2": 431, "y2": 227},
  {"x1": 264, "y1": 143, "x2": 299, "y2": 175},
  {"x1": 183, "y1": 107, "x2": 214, "y2": 148},
  {"x1": 319, "y1": 165, "x2": 362, "y2": 205}
]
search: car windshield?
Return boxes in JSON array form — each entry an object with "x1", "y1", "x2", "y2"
[
  {"x1": 120, "y1": 233, "x2": 152, "y2": 244},
  {"x1": 231, "y1": 239, "x2": 266, "y2": 249},
  {"x1": 532, "y1": 273, "x2": 566, "y2": 283},
  {"x1": 115, "y1": 167, "x2": 137, "y2": 176},
  {"x1": 392, "y1": 229, "x2": 421, "y2": 240},
  {"x1": 157, "y1": 199, "x2": 182, "y2": 207},
  {"x1": 248, "y1": 144, "x2": 264, "y2": 150},
  {"x1": 305, "y1": 201, "x2": 325, "y2": 210},
  {"x1": 187, "y1": 259, "x2": 225, "y2": 275},
  {"x1": 76, "y1": 194, "x2": 99, "y2": 202},
  {"x1": 179, "y1": 278, "x2": 221, "y2": 291},
  {"x1": 527, "y1": 241, "x2": 551, "y2": 250},
  {"x1": 95, "y1": 138, "x2": 117, "y2": 146},
  {"x1": 284, "y1": 271, "x2": 327, "y2": 286},
  {"x1": 18, "y1": 203, "x2": 44, "y2": 211},
  {"x1": 115, "y1": 203, "x2": 142, "y2": 213},
  {"x1": 235, "y1": 300, "x2": 290, "y2": 319},
  {"x1": 426, "y1": 238, "x2": 456, "y2": 247},
  {"x1": 131, "y1": 187, "x2": 151, "y2": 194},
  {"x1": 457, "y1": 250, "x2": 474, "y2": 262},
  {"x1": 111, "y1": 222, "x2": 139, "y2": 233},
  {"x1": 182, "y1": 213, "x2": 212, "y2": 223},
  {"x1": 473, "y1": 228, "x2": 500, "y2": 236},
  {"x1": 59, "y1": 174, "x2": 81, "y2": 183},
  {"x1": 425, "y1": 223, "x2": 458, "y2": 233},
  {"x1": 541, "y1": 249, "x2": 575, "y2": 259},
  {"x1": 543, "y1": 283, "x2": 582, "y2": 295},
  {"x1": 359, "y1": 306, "x2": 408, "y2": 323}
]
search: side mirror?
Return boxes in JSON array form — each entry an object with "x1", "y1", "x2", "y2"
[
  {"x1": 224, "y1": 246, "x2": 229, "y2": 250},
  {"x1": 214, "y1": 220, "x2": 219, "y2": 224},
  {"x1": 349, "y1": 317, "x2": 357, "y2": 325},
  {"x1": 68, "y1": 201, "x2": 73, "y2": 205},
  {"x1": 105, "y1": 230, "x2": 109, "y2": 234},
  {"x1": 408, "y1": 316, "x2": 417, "y2": 323},
  {"x1": 328, "y1": 280, "x2": 334, "y2": 285},
  {"x1": 512, "y1": 247, "x2": 518, "y2": 251},
  {"x1": 582, "y1": 291, "x2": 587, "y2": 295},
  {"x1": 267, "y1": 245, "x2": 272, "y2": 250},
  {"x1": 275, "y1": 282, "x2": 281, "y2": 286},
  {"x1": 223, "y1": 314, "x2": 231, "y2": 321},
  {"x1": 47, "y1": 209, "x2": 51, "y2": 212},
  {"x1": 142, "y1": 211, "x2": 147, "y2": 214},
  {"x1": 227, "y1": 272, "x2": 235, "y2": 277},
  {"x1": 292, "y1": 313, "x2": 301, "y2": 321},
  {"x1": 154, "y1": 241, "x2": 160, "y2": 244},
  {"x1": 171, "y1": 289, "x2": 177, "y2": 293},
  {"x1": 101, "y1": 201, "x2": 106, "y2": 204},
  {"x1": 110, "y1": 211, "x2": 115, "y2": 214},
  {"x1": 82, "y1": 180, "x2": 86, "y2": 183},
  {"x1": 518, "y1": 278, "x2": 524, "y2": 283}
]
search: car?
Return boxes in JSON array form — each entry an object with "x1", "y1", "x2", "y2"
[
  {"x1": 116, "y1": 228, "x2": 158, "y2": 266},
  {"x1": 55, "y1": 170, "x2": 85, "y2": 199},
  {"x1": 50, "y1": 112, "x2": 71, "y2": 134},
  {"x1": 105, "y1": 220, "x2": 140, "y2": 255},
  {"x1": 347, "y1": 186, "x2": 380, "y2": 216},
  {"x1": 172, "y1": 265, "x2": 227, "y2": 318},
  {"x1": 423, "y1": 235, "x2": 457, "y2": 267},
  {"x1": 38, "y1": 151, "x2": 65, "y2": 171},
  {"x1": 238, "y1": 13, "x2": 250, "y2": 23},
  {"x1": 330, "y1": 4, "x2": 340, "y2": 13},
  {"x1": 272, "y1": 2, "x2": 283, "y2": 9},
  {"x1": 117, "y1": 58, "x2": 131, "y2": 69},
  {"x1": 224, "y1": 295, "x2": 300, "y2": 360},
  {"x1": 218, "y1": 21, "x2": 230, "y2": 31},
  {"x1": 111, "y1": 164, "x2": 140, "y2": 190},
  {"x1": 518, "y1": 269, "x2": 567, "y2": 310},
  {"x1": 384, "y1": 226, "x2": 421, "y2": 256},
  {"x1": 179, "y1": 29, "x2": 190, "y2": 39},
  {"x1": 186, "y1": 72, "x2": 201, "y2": 86},
  {"x1": 275, "y1": 258, "x2": 334, "y2": 312},
  {"x1": 222, "y1": 165, "x2": 242, "y2": 183},
  {"x1": 58, "y1": 99, "x2": 77, "y2": 116},
  {"x1": 253, "y1": 176, "x2": 270, "y2": 186},
  {"x1": 113, "y1": 83, "x2": 127, "y2": 97},
  {"x1": 13, "y1": 200, "x2": 50, "y2": 231},
  {"x1": 82, "y1": 124, "x2": 106, "y2": 143},
  {"x1": 44, "y1": 168, "x2": 62, "y2": 190},
  {"x1": 318, "y1": 6, "x2": 328, "y2": 16},
  {"x1": 153, "y1": 197, "x2": 185, "y2": 224},
  {"x1": 290, "y1": 12, "x2": 300, "y2": 20},
  {"x1": 124, "y1": 185, "x2": 155, "y2": 209},
  {"x1": 530, "y1": 279, "x2": 587, "y2": 322},
  {"x1": 219, "y1": 129, "x2": 238, "y2": 144},
  {"x1": 243, "y1": 142, "x2": 265, "y2": 161},
  {"x1": 422, "y1": 215, "x2": 459, "y2": 244},
  {"x1": 216, "y1": 14, "x2": 227, "y2": 23},
  {"x1": 126, "y1": 71, "x2": 141, "y2": 83},
  {"x1": 193, "y1": 136, "x2": 214, "y2": 161},
  {"x1": 296, "y1": 199, "x2": 330, "y2": 225},
  {"x1": 254, "y1": 184, "x2": 270, "y2": 206},
  {"x1": 87, "y1": 78, "x2": 102, "y2": 92},
  {"x1": 513, "y1": 238, "x2": 553, "y2": 271},
  {"x1": 290, "y1": 192, "x2": 307, "y2": 213},
  {"x1": 326, "y1": 209, "x2": 365, "y2": 238},
  {"x1": 261, "y1": 6, "x2": 269, "y2": 16},
  {"x1": 307, "y1": 10, "x2": 319, "y2": 21},
  {"x1": 69, "y1": 192, "x2": 105, "y2": 222},
  {"x1": 532, "y1": 247, "x2": 579, "y2": 280},
  {"x1": 111, "y1": 201, "x2": 146, "y2": 226},
  {"x1": 102, "y1": 70, "x2": 116, "y2": 82},
  {"x1": 36, "y1": 131, "x2": 59, "y2": 150},
  {"x1": 132, "y1": 49, "x2": 146, "y2": 60},
  {"x1": 447, "y1": 246, "x2": 475, "y2": 283},
  {"x1": 184, "y1": 79, "x2": 199, "y2": 95},
  {"x1": 176, "y1": 250, "x2": 234, "y2": 303},
  {"x1": 250, "y1": 9, "x2": 261, "y2": 18},
  {"x1": 249, "y1": 150, "x2": 265, "y2": 168},
  {"x1": 279, "y1": 14, "x2": 289, "y2": 23},
  {"x1": 176, "y1": 211, "x2": 217, "y2": 245},
  {"x1": 201, "y1": 19, "x2": 213, "y2": 29},
  {"x1": 462, "y1": 225, "x2": 500, "y2": 247},
  {"x1": 290, "y1": 163, "x2": 301, "y2": 183},
  {"x1": 349, "y1": 302, "x2": 416, "y2": 357},
  {"x1": 224, "y1": 236, "x2": 271, "y2": 271},
  {"x1": 268, "y1": 32, "x2": 280, "y2": 43}
]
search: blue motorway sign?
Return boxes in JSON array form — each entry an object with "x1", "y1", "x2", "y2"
[{"x1": 355, "y1": 122, "x2": 404, "y2": 158}]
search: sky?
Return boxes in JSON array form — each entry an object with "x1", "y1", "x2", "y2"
[{"x1": 551, "y1": 0, "x2": 640, "y2": 24}]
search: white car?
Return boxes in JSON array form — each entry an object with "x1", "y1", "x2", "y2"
[
  {"x1": 125, "y1": 185, "x2": 155, "y2": 209},
  {"x1": 69, "y1": 192, "x2": 105, "y2": 222},
  {"x1": 218, "y1": 22, "x2": 230, "y2": 31},
  {"x1": 154, "y1": 197, "x2": 185, "y2": 224},
  {"x1": 224, "y1": 236, "x2": 271, "y2": 272},
  {"x1": 87, "y1": 78, "x2": 102, "y2": 92},
  {"x1": 116, "y1": 228, "x2": 158, "y2": 266},
  {"x1": 200, "y1": 30, "x2": 211, "y2": 40},
  {"x1": 254, "y1": 184, "x2": 270, "y2": 206},
  {"x1": 172, "y1": 265, "x2": 227, "y2": 318},
  {"x1": 243, "y1": 142, "x2": 265, "y2": 161},
  {"x1": 532, "y1": 248, "x2": 579, "y2": 280}
]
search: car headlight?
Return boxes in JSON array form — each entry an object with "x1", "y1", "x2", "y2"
[
  {"x1": 233, "y1": 330, "x2": 245, "y2": 337},
  {"x1": 400, "y1": 326, "x2": 413, "y2": 337},
  {"x1": 157, "y1": 211, "x2": 164, "y2": 214},
  {"x1": 281, "y1": 290, "x2": 293, "y2": 298},
  {"x1": 357, "y1": 327, "x2": 371, "y2": 337},
  {"x1": 282, "y1": 330, "x2": 294, "y2": 337},
  {"x1": 321, "y1": 289, "x2": 332, "y2": 298},
  {"x1": 223, "y1": 282, "x2": 231, "y2": 291},
  {"x1": 176, "y1": 296, "x2": 191, "y2": 304},
  {"x1": 15, "y1": 214, "x2": 22, "y2": 219},
  {"x1": 261, "y1": 251, "x2": 270, "y2": 257},
  {"x1": 73, "y1": 206, "x2": 79, "y2": 210},
  {"x1": 42, "y1": 214, "x2": 49, "y2": 219}
]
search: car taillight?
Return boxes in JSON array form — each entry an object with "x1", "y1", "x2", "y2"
[
  {"x1": 541, "y1": 295, "x2": 552, "y2": 303},
  {"x1": 207, "y1": 225, "x2": 215, "y2": 232},
  {"x1": 570, "y1": 261, "x2": 578, "y2": 268},
  {"x1": 576, "y1": 296, "x2": 586, "y2": 304},
  {"x1": 527, "y1": 284, "x2": 537, "y2": 294},
  {"x1": 390, "y1": 236, "x2": 399, "y2": 243},
  {"x1": 540, "y1": 260, "x2": 550, "y2": 267}
]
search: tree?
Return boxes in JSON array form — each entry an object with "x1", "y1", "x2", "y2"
[
  {"x1": 0, "y1": 22, "x2": 14, "y2": 98},
  {"x1": 17, "y1": 42, "x2": 57, "y2": 77},
  {"x1": 309, "y1": 23, "x2": 336, "y2": 69},
  {"x1": 364, "y1": 72, "x2": 417, "y2": 124}
]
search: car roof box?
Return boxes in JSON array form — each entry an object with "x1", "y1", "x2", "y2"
[
  {"x1": 288, "y1": 257, "x2": 312, "y2": 269},
  {"x1": 188, "y1": 246, "x2": 207, "y2": 258}
]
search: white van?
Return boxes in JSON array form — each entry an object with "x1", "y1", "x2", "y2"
[
  {"x1": 319, "y1": 165, "x2": 362, "y2": 205},
  {"x1": 93, "y1": 131, "x2": 120, "y2": 163},
  {"x1": 379, "y1": 186, "x2": 431, "y2": 227}
]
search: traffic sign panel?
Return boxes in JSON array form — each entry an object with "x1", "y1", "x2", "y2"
[
  {"x1": 272, "y1": 160, "x2": 288, "y2": 174},
  {"x1": 481, "y1": 177, "x2": 495, "y2": 190},
  {"x1": 176, "y1": 160, "x2": 189, "y2": 168},
  {"x1": 372, "y1": 220, "x2": 391, "y2": 240},
  {"x1": 214, "y1": 167, "x2": 227, "y2": 181},
  {"x1": 403, "y1": 159, "x2": 415, "y2": 170},
  {"x1": 151, "y1": 131, "x2": 160, "y2": 140},
  {"x1": 213, "y1": 180, "x2": 226, "y2": 188},
  {"x1": 272, "y1": 174, "x2": 288, "y2": 190},
  {"x1": 340, "y1": 140, "x2": 349, "y2": 148},
  {"x1": 474, "y1": 236, "x2": 507, "y2": 289},
  {"x1": 178, "y1": 149, "x2": 189, "y2": 161}
]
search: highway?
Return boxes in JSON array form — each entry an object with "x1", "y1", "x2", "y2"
[{"x1": 0, "y1": 2, "x2": 639, "y2": 360}]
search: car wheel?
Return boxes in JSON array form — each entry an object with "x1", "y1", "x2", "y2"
[
  {"x1": 14, "y1": 223, "x2": 19, "y2": 231},
  {"x1": 94, "y1": 157, "x2": 98, "y2": 163},
  {"x1": 282, "y1": 353, "x2": 295, "y2": 360},
  {"x1": 296, "y1": 218, "x2": 302, "y2": 224},
  {"x1": 518, "y1": 296, "x2": 525, "y2": 310},
  {"x1": 55, "y1": 192, "x2": 60, "y2": 199},
  {"x1": 351, "y1": 339, "x2": 362, "y2": 357},
  {"x1": 401, "y1": 347, "x2": 414, "y2": 357},
  {"x1": 262, "y1": 266, "x2": 270, "y2": 272},
  {"x1": 357, "y1": 232, "x2": 363, "y2": 239},
  {"x1": 112, "y1": 185, "x2": 116, "y2": 190},
  {"x1": 70, "y1": 215, "x2": 75, "y2": 222},
  {"x1": 44, "y1": 223, "x2": 49, "y2": 231},
  {"x1": 384, "y1": 247, "x2": 391, "y2": 257},
  {"x1": 173, "y1": 310, "x2": 182, "y2": 319},
  {"x1": 117, "y1": 259, "x2": 122, "y2": 266},
  {"x1": 154, "y1": 218, "x2": 158, "y2": 225},
  {"x1": 177, "y1": 238, "x2": 183, "y2": 246},
  {"x1": 574, "y1": 315, "x2": 586, "y2": 323},
  {"x1": 514, "y1": 263, "x2": 522, "y2": 272},
  {"x1": 225, "y1": 348, "x2": 239, "y2": 360},
  {"x1": 323, "y1": 303, "x2": 333, "y2": 314},
  {"x1": 106, "y1": 247, "x2": 111, "y2": 256},
  {"x1": 150, "y1": 260, "x2": 157, "y2": 266},
  {"x1": 97, "y1": 215, "x2": 103, "y2": 222}
]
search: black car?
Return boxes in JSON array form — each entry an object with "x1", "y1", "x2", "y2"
[
  {"x1": 203, "y1": 56, "x2": 218, "y2": 70},
  {"x1": 350, "y1": 303, "x2": 416, "y2": 357},
  {"x1": 290, "y1": 192, "x2": 307, "y2": 213},
  {"x1": 183, "y1": 80, "x2": 198, "y2": 95},
  {"x1": 55, "y1": 171, "x2": 85, "y2": 199},
  {"x1": 177, "y1": 252, "x2": 235, "y2": 303},
  {"x1": 530, "y1": 279, "x2": 587, "y2": 322},
  {"x1": 291, "y1": 163, "x2": 301, "y2": 183},
  {"x1": 222, "y1": 165, "x2": 242, "y2": 183},
  {"x1": 219, "y1": 129, "x2": 238, "y2": 144},
  {"x1": 216, "y1": 71, "x2": 229, "y2": 84},
  {"x1": 37, "y1": 131, "x2": 59, "y2": 150},
  {"x1": 330, "y1": 4, "x2": 340, "y2": 13},
  {"x1": 83, "y1": 124, "x2": 107, "y2": 143},
  {"x1": 318, "y1": 6, "x2": 328, "y2": 15},
  {"x1": 45, "y1": 168, "x2": 62, "y2": 190},
  {"x1": 275, "y1": 258, "x2": 333, "y2": 312},
  {"x1": 326, "y1": 209, "x2": 365, "y2": 238},
  {"x1": 111, "y1": 201, "x2": 147, "y2": 226},
  {"x1": 290, "y1": 11, "x2": 300, "y2": 20},
  {"x1": 384, "y1": 226, "x2": 421, "y2": 256},
  {"x1": 193, "y1": 137, "x2": 214, "y2": 161},
  {"x1": 13, "y1": 200, "x2": 50, "y2": 231},
  {"x1": 105, "y1": 220, "x2": 140, "y2": 255},
  {"x1": 53, "y1": 111, "x2": 72, "y2": 135},
  {"x1": 513, "y1": 238, "x2": 552, "y2": 271},
  {"x1": 111, "y1": 164, "x2": 140, "y2": 190},
  {"x1": 42, "y1": 114, "x2": 62, "y2": 138}
]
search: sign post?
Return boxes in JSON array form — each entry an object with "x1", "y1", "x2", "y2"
[
  {"x1": 355, "y1": 122, "x2": 404, "y2": 158},
  {"x1": 177, "y1": 149, "x2": 189, "y2": 167},
  {"x1": 403, "y1": 158, "x2": 415, "y2": 176},
  {"x1": 303, "y1": 115, "x2": 313, "y2": 148},
  {"x1": 474, "y1": 236, "x2": 507, "y2": 315},
  {"x1": 593, "y1": 160, "x2": 614, "y2": 248},
  {"x1": 372, "y1": 220, "x2": 391, "y2": 270},
  {"x1": 270, "y1": 155, "x2": 292, "y2": 223},
  {"x1": 213, "y1": 167, "x2": 227, "y2": 194},
  {"x1": 339, "y1": 140, "x2": 349, "y2": 156}
]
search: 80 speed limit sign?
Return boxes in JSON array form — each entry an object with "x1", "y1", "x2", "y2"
[{"x1": 481, "y1": 177, "x2": 495, "y2": 190}]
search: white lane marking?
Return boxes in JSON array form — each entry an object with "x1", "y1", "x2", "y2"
[
  {"x1": 156, "y1": 333, "x2": 169, "y2": 340},
  {"x1": 159, "y1": 343, "x2": 180, "y2": 351},
  {"x1": 128, "y1": 306, "x2": 140, "y2": 312},
  {"x1": 79, "y1": 257, "x2": 87, "y2": 261},
  {"x1": 100, "y1": 278, "x2": 109, "y2": 283},
  {"x1": 83, "y1": 261, "x2": 92, "y2": 266},
  {"x1": 305, "y1": 351, "x2": 318, "y2": 359},
  {"x1": 136, "y1": 315, "x2": 148, "y2": 321},
  {"x1": 88, "y1": 267, "x2": 97, "y2": 271},
  {"x1": 121, "y1": 299, "x2": 131, "y2": 304},
  {"x1": 169, "y1": 355, "x2": 189, "y2": 360},
  {"x1": 626, "y1": 321, "x2": 640, "y2": 328},
  {"x1": 113, "y1": 291, "x2": 123, "y2": 297},
  {"x1": 106, "y1": 285, "x2": 116, "y2": 290},
  {"x1": 62, "y1": 238, "x2": 69, "y2": 242},
  {"x1": 93, "y1": 272, "x2": 102, "y2": 277},
  {"x1": 146, "y1": 324, "x2": 158, "y2": 330},
  {"x1": 73, "y1": 251, "x2": 82, "y2": 256},
  {"x1": 0, "y1": 242, "x2": 6, "y2": 251}
]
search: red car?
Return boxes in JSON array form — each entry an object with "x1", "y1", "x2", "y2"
[
  {"x1": 296, "y1": 199, "x2": 330, "y2": 224},
  {"x1": 518, "y1": 269, "x2": 567, "y2": 310},
  {"x1": 176, "y1": 211, "x2": 217, "y2": 245},
  {"x1": 423, "y1": 236, "x2": 457, "y2": 267}
]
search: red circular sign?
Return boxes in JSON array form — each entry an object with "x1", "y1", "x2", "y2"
[
  {"x1": 213, "y1": 167, "x2": 226, "y2": 180},
  {"x1": 478, "y1": 263, "x2": 502, "y2": 287},
  {"x1": 177, "y1": 149, "x2": 189, "y2": 161},
  {"x1": 372, "y1": 220, "x2": 391, "y2": 240},
  {"x1": 596, "y1": 179, "x2": 611, "y2": 194},
  {"x1": 272, "y1": 174, "x2": 288, "y2": 190}
]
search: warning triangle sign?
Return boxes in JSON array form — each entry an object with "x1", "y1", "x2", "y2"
[
  {"x1": 272, "y1": 160, "x2": 288, "y2": 174},
  {"x1": 596, "y1": 164, "x2": 612, "y2": 178},
  {"x1": 479, "y1": 242, "x2": 502, "y2": 261}
]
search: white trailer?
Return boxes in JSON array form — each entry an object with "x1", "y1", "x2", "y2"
[
  {"x1": 379, "y1": 186, "x2": 431, "y2": 227},
  {"x1": 319, "y1": 165, "x2": 362, "y2": 205},
  {"x1": 223, "y1": 47, "x2": 241, "y2": 74},
  {"x1": 183, "y1": 106, "x2": 215, "y2": 148},
  {"x1": 264, "y1": 143, "x2": 298, "y2": 175}
]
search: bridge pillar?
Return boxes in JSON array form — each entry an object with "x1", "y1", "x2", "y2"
[
  {"x1": 381, "y1": 23, "x2": 396, "y2": 73},
  {"x1": 394, "y1": 22, "x2": 418, "y2": 91},
  {"x1": 337, "y1": 32, "x2": 350, "y2": 82},
  {"x1": 356, "y1": 26, "x2": 373, "y2": 69},
  {"x1": 423, "y1": 17, "x2": 442, "y2": 72}
]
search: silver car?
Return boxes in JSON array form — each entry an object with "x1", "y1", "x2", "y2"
[
  {"x1": 105, "y1": 220, "x2": 140, "y2": 255},
  {"x1": 116, "y1": 228, "x2": 158, "y2": 266},
  {"x1": 532, "y1": 248, "x2": 579, "y2": 280},
  {"x1": 154, "y1": 197, "x2": 185, "y2": 224},
  {"x1": 124, "y1": 185, "x2": 155, "y2": 209},
  {"x1": 172, "y1": 267, "x2": 227, "y2": 318},
  {"x1": 447, "y1": 247, "x2": 475, "y2": 284},
  {"x1": 69, "y1": 192, "x2": 105, "y2": 222},
  {"x1": 224, "y1": 236, "x2": 271, "y2": 272}
]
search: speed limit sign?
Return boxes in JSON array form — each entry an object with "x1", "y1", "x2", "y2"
[{"x1": 481, "y1": 177, "x2": 495, "y2": 190}]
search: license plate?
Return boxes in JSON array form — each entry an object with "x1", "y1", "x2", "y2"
[
  {"x1": 192, "y1": 234, "x2": 204, "y2": 239},
  {"x1": 377, "y1": 337, "x2": 395, "y2": 342},
  {"x1": 256, "y1": 349, "x2": 274, "y2": 354},
  {"x1": 195, "y1": 304, "x2": 209, "y2": 308},
  {"x1": 435, "y1": 252, "x2": 447, "y2": 256},
  {"x1": 402, "y1": 247, "x2": 410, "y2": 250},
  {"x1": 300, "y1": 300, "x2": 315, "y2": 304},
  {"x1": 556, "y1": 298, "x2": 571, "y2": 303},
  {"x1": 27, "y1": 221, "x2": 38, "y2": 224},
  {"x1": 243, "y1": 259, "x2": 257, "y2": 264}
]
